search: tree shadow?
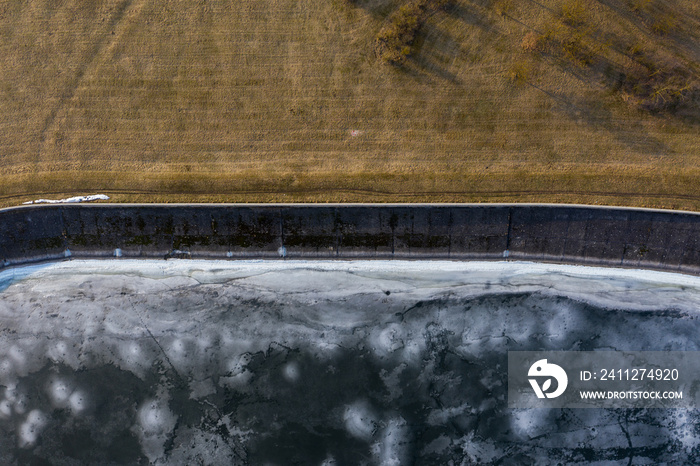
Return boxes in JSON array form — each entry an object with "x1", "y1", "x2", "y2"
[
  {"x1": 344, "y1": 0, "x2": 401, "y2": 19},
  {"x1": 403, "y1": 23, "x2": 463, "y2": 83},
  {"x1": 528, "y1": 13, "x2": 699, "y2": 124},
  {"x1": 442, "y1": 2, "x2": 497, "y2": 32},
  {"x1": 527, "y1": 80, "x2": 671, "y2": 156},
  {"x1": 593, "y1": 0, "x2": 700, "y2": 62}
]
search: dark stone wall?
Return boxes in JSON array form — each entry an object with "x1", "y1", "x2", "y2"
[{"x1": 1, "y1": 204, "x2": 699, "y2": 275}]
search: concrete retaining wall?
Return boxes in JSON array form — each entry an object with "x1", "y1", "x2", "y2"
[{"x1": 1, "y1": 204, "x2": 699, "y2": 275}]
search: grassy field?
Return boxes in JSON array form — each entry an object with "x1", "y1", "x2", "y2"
[{"x1": 0, "y1": 0, "x2": 698, "y2": 209}]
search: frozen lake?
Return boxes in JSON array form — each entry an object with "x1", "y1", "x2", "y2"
[{"x1": 0, "y1": 260, "x2": 699, "y2": 464}]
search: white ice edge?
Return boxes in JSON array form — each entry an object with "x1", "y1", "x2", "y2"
[
  {"x1": 3, "y1": 259, "x2": 700, "y2": 313},
  {"x1": 3, "y1": 258, "x2": 700, "y2": 285}
]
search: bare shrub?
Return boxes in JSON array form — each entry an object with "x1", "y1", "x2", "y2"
[
  {"x1": 520, "y1": 30, "x2": 557, "y2": 54},
  {"x1": 615, "y1": 52, "x2": 699, "y2": 113},
  {"x1": 521, "y1": 32, "x2": 542, "y2": 52},
  {"x1": 493, "y1": 0, "x2": 513, "y2": 18},
  {"x1": 375, "y1": 0, "x2": 450, "y2": 64},
  {"x1": 506, "y1": 61, "x2": 531, "y2": 85},
  {"x1": 625, "y1": 0, "x2": 680, "y2": 36},
  {"x1": 560, "y1": 0, "x2": 587, "y2": 27},
  {"x1": 650, "y1": 14, "x2": 677, "y2": 35},
  {"x1": 560, "y1": 34, "x2": 594, "y2": 66}
]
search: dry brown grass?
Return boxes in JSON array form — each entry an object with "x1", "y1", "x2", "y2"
[{"x1": 0, "y1": 0, "x2": 698, "y2": 210}]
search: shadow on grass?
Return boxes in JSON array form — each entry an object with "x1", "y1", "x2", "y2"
[
  {"x1": 527, "y1": 80, "x2": 671, "y2": 156},
  {"x1": 404, "y1": 23, "x2": 463, "y2": 83},
  {"x1": 343, "y1": 0, "x2": 400, "y2": 19},
  {"x1": 442, "y1": 2, "x2": 496, "y2": 32}
]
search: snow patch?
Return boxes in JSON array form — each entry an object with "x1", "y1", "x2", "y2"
[
  {"x1": 22, "y1": 194, "x2": 109, "y2": 205},
  {"x1": 372, "y1": 417, "x2": 409, "y2": 466},
  {"x1": 69, "y1": 390, "x2": 87, "y2": 414},
  {"x1": 18, "y1": 410, "x2": 47, "y2": 448},
  {"x1": 135, "y1": 398, "x2": 178, "y2": 462},
  {"x1": 343, "y1": 400, "x2": 378, "y2": 441},
  {"x1": 47, "y1": 377, "x2": 72, "y2": 408},
  {"x1": 282, "y1": 361, "x2": 300, "y2": 382}
]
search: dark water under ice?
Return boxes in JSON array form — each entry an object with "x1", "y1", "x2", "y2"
[{"x1": 0, "y1": 261, "x2": 699, "y2": 464}]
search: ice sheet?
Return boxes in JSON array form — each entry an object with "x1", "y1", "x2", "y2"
[{"x1": 0, "y1": 259, "x2": 698, "y2": 464}]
